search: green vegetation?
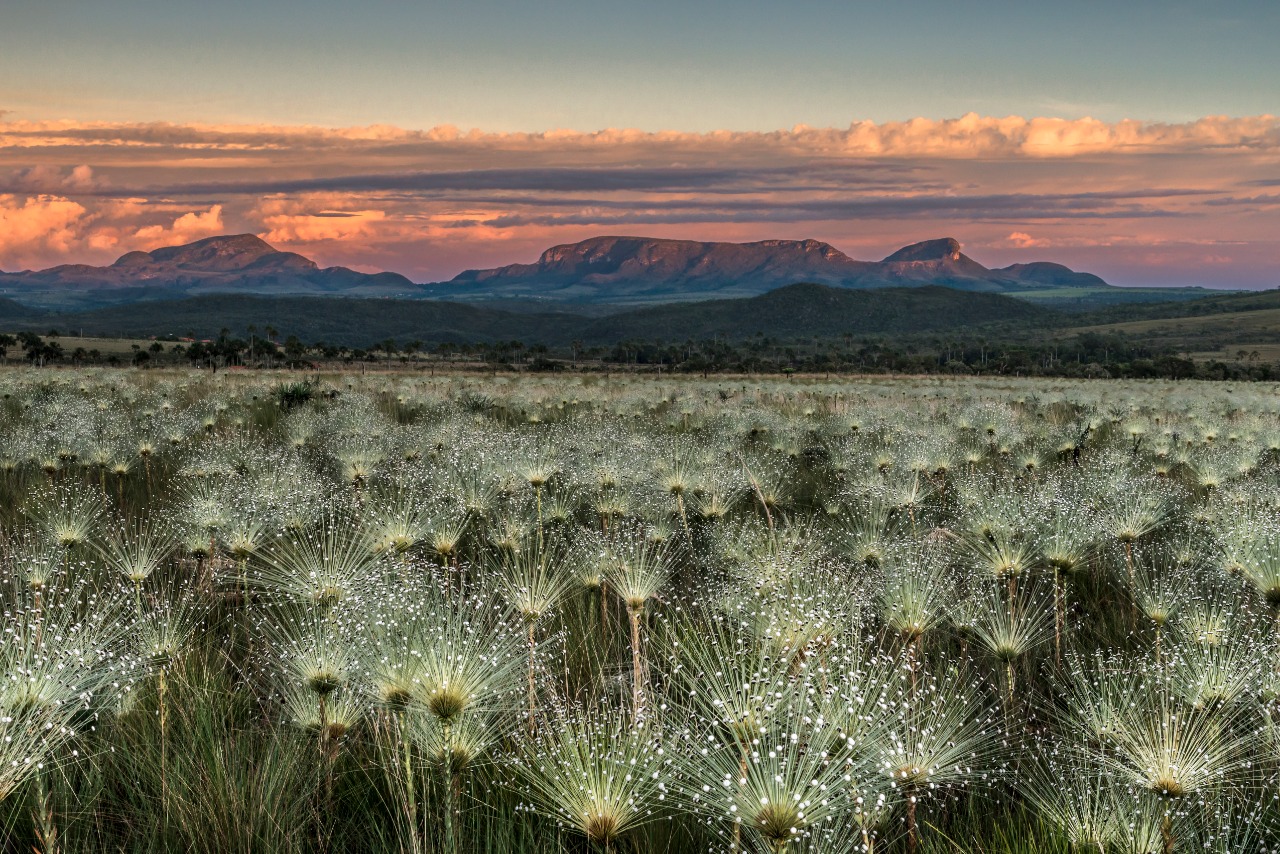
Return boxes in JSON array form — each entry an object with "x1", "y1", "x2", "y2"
[
  {"x1": 0, "y1": 276, "x2": 1262, "y2": 378},
  {"x1": 574, "y1": 283, "x2": 1051, "y2": 342},
  {"x1": 4, "y1": 327, "x2": 1277, "y2": 382},
  {"x1": 0, "y1": 368, "x2": 1277, "y2": 852},
  {"x1": 0, "y1": 284, "x2": 1053, "y2": 349},
  {"x1": 3, "y1": 281, "x2": 1278, "y2": 379},
  {"x1": 1011, "y1": 284, "x2": 1229, "y2": 310},
  {"x1": 1070, "y1": 308, "x2": 1280, "y2": 351}
]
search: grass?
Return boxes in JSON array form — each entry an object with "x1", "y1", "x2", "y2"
[
  {"x1": 1068, "y1": 306, "x2": 1280, "y2": 345},
  {"x1": 31, "y1": 334, "x2": 180, "y2": 356},
  {"x1": 1013, "y1": 284, "x2": 1224, "y2": 309}
]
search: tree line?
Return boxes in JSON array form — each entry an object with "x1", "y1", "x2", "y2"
[{"x1": 2, "y1": 328, "x2": 1275, "y2": 381}]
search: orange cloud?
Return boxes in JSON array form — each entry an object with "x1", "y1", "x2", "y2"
[
  {"x1": 132, "y1": 204, "x2": 224, "y2": 247},
  {"x1": 2, "y1": 114, "x2": 1278, "y2": 160},
  {"x1": 1001, "y1": 232, "x2": 1053, "y2": 249},
  {"x1": 0, "y1": 194, "x2": 89, "y2": 269},
  {"x1": 0, "y1": 196, "x2": 229, "y2": 268},
  {"x1": 1, "y1": 114, "x2": 1277, "y2": 286},
  {"x1": 253, "y1": 197, "x2": 386, "y2": 243}
]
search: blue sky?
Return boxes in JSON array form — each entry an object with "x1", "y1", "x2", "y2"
[{"x1": 2, "y1": 0, "x2": 1277, "y2": 129}]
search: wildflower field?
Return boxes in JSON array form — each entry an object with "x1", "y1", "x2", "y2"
[{"x1": 4, "y1": 369, "x2": 1280, "y2": 854}]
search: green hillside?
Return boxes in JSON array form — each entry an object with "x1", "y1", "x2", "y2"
[
  {"x1": 1011, "y1": 284, "x2": 1229, "y2": 311},
  {"x1": 0, "y1": 283, "x2": 1057, "y2": 348},
  {"x1": 575, "y1": 283, "x2": 1053, "y2": 344},
  {"x1": 1060, "y1": 288, "x2": 1280, "y2": 352},
  {"x1": 0, "y1": 294, "x2": 576, "y2": 347}
]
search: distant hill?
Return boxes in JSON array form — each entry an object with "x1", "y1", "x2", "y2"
[
  {"x1": 0, "y1": 293, "x2": 572, "y2": 347},
  {"x1": 572, "y1": 282, "x2": 1053, "y2": 345},
  {"x1": 1074, "y1": 287, "x2": 1280, "y2": 325},
  {"x1": 0, "y1": 232, "x2": 1227, "y2": 313},
  {"x1": 0, "y1": 235, "x2": 419, "y2": 310},
  {"x1": 1061, "y1": 287, "x2": 1280, "y2": 353},
  {"x1": 0, "y1": 282, "x2": 1056, "y2": 348},
  {"x1": 431, "y1": 234, "x2": 1117, "y2": 305},
  {"x1": 0, "y1": 297, "x2": 44, "y2": 321}
]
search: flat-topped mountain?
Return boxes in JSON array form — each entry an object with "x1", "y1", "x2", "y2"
[
  {"x1": 434, "y1": 235, "x2": 1110, "y2": 304},
  {"x1": 0, "y1": 234, "x2": 417, "y2": 310},
  {"x1": 111, "y1": 234, "x2": 313, "y2": 274},
  {"x1": 451, "y1": 236, "x2": 872, "y2": 290}
]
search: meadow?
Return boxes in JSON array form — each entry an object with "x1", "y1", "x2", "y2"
[{"x1": 1, "y1": 368, "x2": 1279, "y2": 853}]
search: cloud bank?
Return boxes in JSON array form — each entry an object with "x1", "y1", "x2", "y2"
[{"x1": 0, "y1": 114, "x2": 1277, "y2": 286}]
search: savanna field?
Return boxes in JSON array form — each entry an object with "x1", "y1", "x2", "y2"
[{"x1": 3, "y1": 369, "x2": 1280, "y2": 854}]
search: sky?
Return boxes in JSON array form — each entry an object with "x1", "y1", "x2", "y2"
[{"x1": 1, "y1": 0, "x2": 1278, "y2": 287}]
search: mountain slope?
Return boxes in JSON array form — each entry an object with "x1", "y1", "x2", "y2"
[
  {"x1": 574, "y1": 283, "x2": 1053, "y2": 344},
  {"x1": 433, "y1": 234, "x2": 1119, "y2": 304},
  {"x1": 993, "y1": 261, "x2": 1106, "y2": 287},
  {"x1": 1053, "y1": 286, "x2": 1280, "y2": 353},
  {"x1": 1074, "y1": 286, "x2": 1280, "y2": 325},
  {"x1": 441, "y1": 236, "x2": 874, "y2": 302},
  {"x1": 0, "y1": 283, "x2": 1056, "y2": 348},
  {"x1": 0, "y1": 294, "x2": 575, "y2": 346},
  {"x1": 0, "y1": 235, "x2": 419, "y2": 310}
]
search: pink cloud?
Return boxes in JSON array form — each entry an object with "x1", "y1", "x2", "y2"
[
  {"x1": 252, "y1": 196, "x2": 386, "y2": 243},
  {"x1": 0, "y1": 194, "x2": 89, "y2": 270},
  {"x1": 0, "y1": 114, "x2": 1278, "y2": 286},
  {"x1": 992, "y1": 232, "x2": 1253, "y2": 251},
  {"x1": 1, "y1": 113, "x2": 1278, "y2": 159},
  {"x1": 0, "y1": 196, "x2": 228, "y2": 269},
  {"x1": 1001, "y1": 232, "x2": 1047, "y2": 249},
  {"x1": 132, "y1": 204, "x2": 224, "y2": 247}
]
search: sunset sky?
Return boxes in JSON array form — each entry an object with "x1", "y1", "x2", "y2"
[{"x1": 2, "y1": 0, "x2": 1277, "y2": 287}]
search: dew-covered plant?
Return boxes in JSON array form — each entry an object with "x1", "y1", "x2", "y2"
[
  {"x1": 604, "y1": 532, "x2": 672, "y2": 720},
  {"x1": 0, "y1": 370, "x2": 1271, "y2": 852},
  {"x1": 509, "y1": 704, "x2": 670, "y2": 853}
]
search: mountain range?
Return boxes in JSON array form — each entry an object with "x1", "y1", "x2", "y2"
[
  {"x1": 5, "y1": 278, "x2": 1276, "y2": 357},
  {"x1": 433, "y1": 235, "x2": 1108, "y2": 304},
  {"x1": 0, "y1": 235, "x2": 416, "y2": 310},
  {"x1": 0, "y1": 233, "x2": 1220, "y2": 312}
]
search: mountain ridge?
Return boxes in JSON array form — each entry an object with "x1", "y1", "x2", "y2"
[
  {"x1": 436, "y1": 234, "x2": 1109, "y2": 304},
  {"x1": 0, "y1": 234, "x2": 417, "y2": 309},
  {"x1": 0, "y1": 232, "x2": 1219, "y2": 311}
]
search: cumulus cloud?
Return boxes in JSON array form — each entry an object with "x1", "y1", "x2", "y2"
[
  {"x1": 1002, "y1": 232, "x2": 1047, "y2": 249},
  {"x1": 0, "y1": 197, "x2": 228, "y2": 269},
  {"x1": 1, "y1": 164, "x2": 101, "y2": 194},
  {"x1": 131, "y1": 204, "x2": 224, "y2": 247},
  {"x1": 0, "y1": 195, "x2": 89, "y2": 270},
  {"x1": 252, "y1": 196, "x2": 386, "y2": 243}
]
